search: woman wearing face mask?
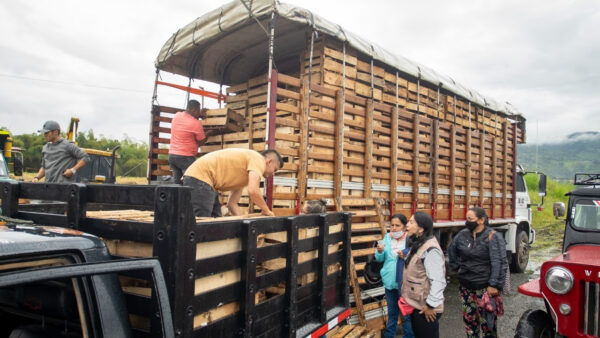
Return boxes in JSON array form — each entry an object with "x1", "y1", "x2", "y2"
[
  {"x1": 448, "y1": 207, "x2": 508, "y2": 338},
  {"x1": 402, "y1": 212, "x2": 446, "y2": 338},
  {"x1": 375, "y1": 214, "x2": 414, "y2": 338}
]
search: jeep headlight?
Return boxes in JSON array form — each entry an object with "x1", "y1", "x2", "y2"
[{"x1": 545, "y1": 266, "x2": 574, "y2": 295}]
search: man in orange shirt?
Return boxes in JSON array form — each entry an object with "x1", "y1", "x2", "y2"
[
  {"x1": 168, "y1": 100, "x2": 208, "y2": 184},
  {"x1": 182, "y1": 148, "x2": 282, "y2": 217}
]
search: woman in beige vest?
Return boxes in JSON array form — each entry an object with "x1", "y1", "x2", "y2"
[{"x1": 401, "y1": 212, "x2": 447, "y2": 338}]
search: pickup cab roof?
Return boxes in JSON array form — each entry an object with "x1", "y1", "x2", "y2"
[{"x1": 0, "y1": 223, "x2": 108, "y2": 259}]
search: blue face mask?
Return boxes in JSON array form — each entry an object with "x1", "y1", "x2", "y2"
[{"x1": 390, "y1": 231, "x2": 404, "y2": 239}]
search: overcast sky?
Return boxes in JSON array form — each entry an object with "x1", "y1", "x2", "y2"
[{"x1": 1, "y1": 0, "x2": 598, "y2": 144}]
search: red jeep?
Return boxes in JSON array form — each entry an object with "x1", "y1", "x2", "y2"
[{"x1": 517, "y1": 173, "x2": 600, "y2": 337}]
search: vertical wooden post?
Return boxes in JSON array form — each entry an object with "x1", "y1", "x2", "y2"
[
  {"x1": 298, "y1": 77, "x2": 310, "y2": 206},
  {"x1": 266, "y1": 70, "x2": 278, "y2": 209},
  {"x1": 431, "y1": 120, "x2": 439, "y2": 220},
  {"x1": 247, "y1": 84, "x2": 255, "y2": 213},
  {"x1": 412, "y1": 115, "x2": 420, "y2": 213},
  {"x1": 502, "y1": 122, "x2": 509, "y2": 218},
  {"x1": 450, "y1": 124, "x2": 456, "y2": 220},
  {"x1": 512, "y1": 123, "x2": 518, "y2": 218},
  {"x1": 479, "y1": 114, "x2": 485, "y2": 209},
  {"x1": 492, "y1": 134, "x2": 498, "y2": 219},
  {"x1": 390, "y1": 107, "x2": 399, "y2": 214},
  {"x1": 364, "y1": 100, "x2": 374, "y2": 198},
  {"x1": 334, "y1": 89, "x2": 345, "y2": 210},
  {"x1": 465, "y1": 128, "x2": 472, "y2": 216}
]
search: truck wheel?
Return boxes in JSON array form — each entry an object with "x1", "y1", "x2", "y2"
[
  {"x1": 515, "y1": 309, "x2": 555, "y2": 338},
  {"x1": 511, "y1": 230, "x2": 529, "y2": 273}
]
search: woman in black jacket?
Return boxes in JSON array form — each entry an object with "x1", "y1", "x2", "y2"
[{"x1": 448, "y1": 207, "x2": 507, "y2": 338}]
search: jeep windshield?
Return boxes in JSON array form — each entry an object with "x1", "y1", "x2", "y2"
[{"x1": 572, "y1": 200, "x2": 600, "y2": 231}]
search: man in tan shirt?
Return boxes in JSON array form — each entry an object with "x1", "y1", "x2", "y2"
[{"x1": 182, "y1": 148, "x2": 282, "y2": 217}]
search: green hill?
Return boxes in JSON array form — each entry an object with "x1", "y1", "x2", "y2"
[
  {"x1": 526, "y1": 175, "x2": 572, "y2": 250},
  {"x1": 517, "y1": 132, "x2": 600, "y2": 180}
]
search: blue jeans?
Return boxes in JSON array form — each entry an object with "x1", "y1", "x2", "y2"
[{"x1": 385, "y1": 288, "x2": 414, "y2": 338}]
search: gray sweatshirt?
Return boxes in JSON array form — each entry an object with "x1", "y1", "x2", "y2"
[{"x1": 41, "y1": 138, "x2": 90, "y2": 183}]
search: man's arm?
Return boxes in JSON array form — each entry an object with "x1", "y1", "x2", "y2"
[
  {"x1": 63, "y1": 144, "x2": 90, "y2": 179},
  {"x1": 32, "y1": 167, "x2": 45, "y2": 182},
  {"x1": 247, "y1": 171, "x2": 274, "y2": 216},
  {"x1": 227, "y1": 189, "x2": 244, "y2": 216}
]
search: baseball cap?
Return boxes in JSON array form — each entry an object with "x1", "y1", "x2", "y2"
[{"x1": 39, "y1": 120, "x2": 61, "y2": 133}]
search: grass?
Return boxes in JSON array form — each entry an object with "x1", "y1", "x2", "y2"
[
  {"x1": 526, "y1": 174, "x2": 573, "y2": 250},
  {"x1": 21, "y1": 172, "x2": 147, "y2": 185}
]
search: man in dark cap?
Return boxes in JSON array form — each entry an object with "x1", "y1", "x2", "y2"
[{"x1": 32, "y1": 120, "x2": 90, "y2": 183}]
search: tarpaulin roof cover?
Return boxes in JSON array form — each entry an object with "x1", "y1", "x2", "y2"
[{"x1": 156, "y1": 0, "x2": 522, "y2": 117}]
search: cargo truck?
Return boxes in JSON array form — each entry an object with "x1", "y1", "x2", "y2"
[{"x1": 147, "y1": 0, "x2": 545, "y2": 327}]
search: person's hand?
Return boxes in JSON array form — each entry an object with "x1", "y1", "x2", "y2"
[
  {"x1": 487, "y1": 286, "x2": 499, "y2": 297},
  {"x1": 419, "y1": 306, "x2": 437, "y2": 322},
  {"x1": 397, "y1": 250, "x2": 404, "y2": 259},
  {"x1": 262, "y1": 209, "x2": 275, "y2": 217},
  {"x1": 32, "y1": 177, "x2": 39, "y2": 183},
  {"x1": 376, "y1": 243, "x2": 384, "y2": 253},
  {"x1": 63, "y1": 169, "x2": 74, "y2": 178}
]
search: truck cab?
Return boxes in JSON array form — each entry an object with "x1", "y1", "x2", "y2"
[
  {"x1": 0, "y1": 222, "x2": 174, "y2": 337},
  {"x1": 503, "y1": 165, "x2": 545, "y2": 273},
  {"x1": 517, "y1": 173, "x2": 600, "y2": 337}
]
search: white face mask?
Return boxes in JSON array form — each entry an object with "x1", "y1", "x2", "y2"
[{"x1": 390, "y1": 231, "x2": 404, "y2": 239}]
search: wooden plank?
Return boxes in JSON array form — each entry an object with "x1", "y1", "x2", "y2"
[
  {"x1": 390, "y1": 105, "x2": 399, "y2": 211},
  {"x1": 466, "y1": 128, "x2": 472, "y2": 212},
  {"x1": 413, "y1": 115, "x2": 420, "y2": 211},
  {"x1": 298, "y1": 77, "x2": 310, "y2": 205},
  {"x1": 450, "y1": 124, "x2": 456, "y2": 221},
  {"x1": 334, "y1": 89, "x2": 345, "y2": 209},
  {"x1": 503, "y1": 122, "x2": 509, "y2": 218},
  {"x1": 278, "y1": 73, "x2": 301, "y2": 87},
  {"x1": 479, "y1": 123, "x2": 485, "y2": 207},
  {"x1": 492, "y1": 128, "x2": 498, "y2": 218},
  {"x1": 431, "y1": 120, "x2": 439, "y2": 220},
  {"x1": 364, "y1": 100, "x2": 374, "y2": 198},
  {"x1": 349, "y1": 259, "x2": 365, "y2": 325}
]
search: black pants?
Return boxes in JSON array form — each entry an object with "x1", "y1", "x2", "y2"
[
  {"x1": 169, "y1": 154, "x2": 196, "y2": 184},
  {"x1": 410, "y1": 311, "x2": 442, "y2": 338},
  {"x1": 182, "y1": 176, "x2": 222, "y2": 217}
]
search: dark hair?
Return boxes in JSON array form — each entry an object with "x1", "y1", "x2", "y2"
[
  {"x1": 261, "y1": 149, "x2": 283, "y2": 167},
  {"x1": 304, "y1": 198, "x2": 327, "y2": 214},
  {"x1": 187, "y1": 99, "x2": 200, "y2": 111},
  {"x1": 469, "y1": 207, "x2": 489, "y2": 226},
  {"x1": 391, "y1": 214, "x2": 407, "y2": 226},
  {"x1": 405, "y1": 212, "x2": 434, "y2": 266}
]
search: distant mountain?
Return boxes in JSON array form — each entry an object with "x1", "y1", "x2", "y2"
[{"x1": 517, "y1": 132, "x2": 600, "y2": 180}]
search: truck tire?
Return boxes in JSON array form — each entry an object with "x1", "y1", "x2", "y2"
[
  {"x1": 514, "y1": 309, "x2": 555, "y2": 338},
  {"x1": 511, "y1": 230, "x2": 529, "y2": 273}
]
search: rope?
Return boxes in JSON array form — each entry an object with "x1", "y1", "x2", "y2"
[{"x1": 239, "y1": 0, "x2": 270, "y2": 37}]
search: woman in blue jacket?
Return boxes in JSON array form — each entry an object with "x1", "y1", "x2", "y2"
[{"x1": 375, "y1": 214, "x2": 414, "y2": 338}]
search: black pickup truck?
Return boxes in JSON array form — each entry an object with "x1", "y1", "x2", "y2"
[{"x1": 0, "y1": 181, "x2": 351, "y2": 337}]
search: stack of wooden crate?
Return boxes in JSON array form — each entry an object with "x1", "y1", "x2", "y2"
[{"x1": 148, "y1": 34, "x2": 523, "y2": 331}]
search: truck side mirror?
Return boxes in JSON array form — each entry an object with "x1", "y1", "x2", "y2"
[
  {"x1": 538, "y1": 174, "x2": 547, "y2": 197},
  {"x1": 553, "y1": 202, "x2": 565, "y2": 219}
]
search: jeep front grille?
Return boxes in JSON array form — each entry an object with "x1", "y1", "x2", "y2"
[{"x1": 584, "y1": 281, "x2": 600, "y2": 336}]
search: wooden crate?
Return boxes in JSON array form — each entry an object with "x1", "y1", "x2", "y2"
[{"x1": 202, "y1": 108, "x2": 245, "y2": 133}]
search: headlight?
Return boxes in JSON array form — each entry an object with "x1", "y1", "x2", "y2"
[{"x1": 545, "y1": 266, "x2": 574, "y2": 295}]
